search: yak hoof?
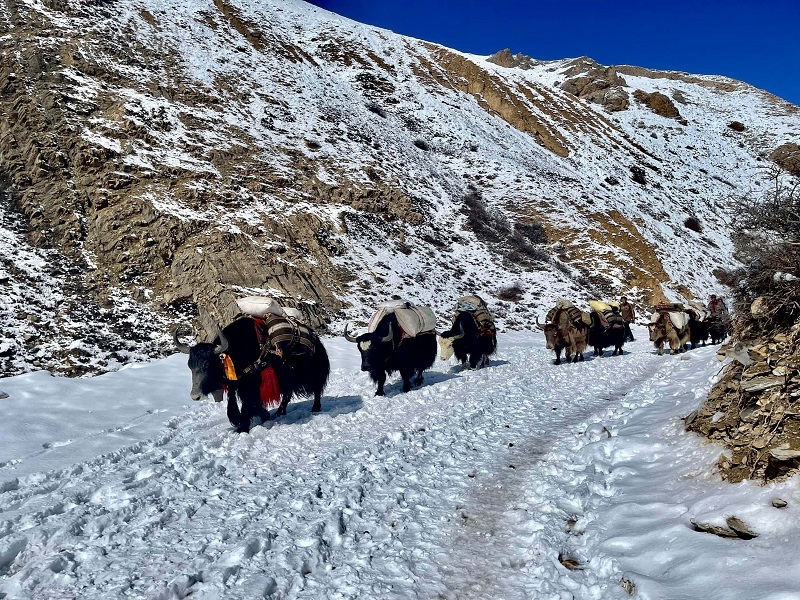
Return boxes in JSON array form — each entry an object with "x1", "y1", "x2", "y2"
[
  {"x1": 276, "y1": 406, "x2": 287, "y2": 417},
  {"x1": 414, "y1": 376, "x2": 424, "y2": 386},
  {"x1": 235, "y1": 423, "x2": 250, "y2": 434},
  {"x1": 311, "y1": 403, "x2": 321, "y2": 413},
  {"x1": 375, "y1": 389, "x2": 385, "y2": 397}
]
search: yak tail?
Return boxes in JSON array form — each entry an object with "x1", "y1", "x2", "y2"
[{"x1": 260, "y1": 367, "x2": 282, "y2": 408}]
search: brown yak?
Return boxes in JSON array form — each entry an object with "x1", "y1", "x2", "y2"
[
  {"x1": 648, "y1": 310, "x2": 691, "y2": 355},
  {"x1": 536, "y1": 305, "x2": 589, "y2": 365}
]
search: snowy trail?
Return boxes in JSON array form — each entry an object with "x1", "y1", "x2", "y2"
[{"x1": 0, "y1": 330, "x2": 782, "y2": 599}]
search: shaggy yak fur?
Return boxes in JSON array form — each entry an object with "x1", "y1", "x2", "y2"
[
  {"x1": 176, "y1": 317, "x2": 330, "y2": 433},
  {"x1": 688, "y1": 317, "x2": 711, "y2": 349},
  {"x1": 438, "y1": 311, "x2": 497, "y2": 369},
  {"x1": 346, "y1": 313, "x2": 436, "y2": 396},
  {"x1": 708, "y1": 318, "x2": 729, "y2": 345},
  {"x1": 648, "y1": 312, "x2": 691, "y2": 355},
  {"x1": 588, "y1": 311, "x2": 626, "y2": 357},
  {"x1": 538, "y1": 308, "x2": 588, "y2": 364}
]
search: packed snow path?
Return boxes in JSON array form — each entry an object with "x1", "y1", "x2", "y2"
[{"x1": 2, "y1": 332, "x2": 799, "y2": 599}]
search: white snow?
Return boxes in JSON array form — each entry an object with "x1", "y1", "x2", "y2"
[{"x1": 2, "y1": 330, "x2": 797, "y2": 598}]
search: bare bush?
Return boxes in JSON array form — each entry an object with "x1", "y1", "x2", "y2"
[
  {"x1": 514, "y1": 220, "x2": 548, "y2": 245},
  {"x1": 462, "y1": 190, "x2": 511, "y2": 243},
  {"x1": 496, "y1": 284, "x2": 524, "y2": 302},
  {"x1": 413, "y1": 139, "x2": 430, "y2": 151},
  {"x1": 366, "y1": 102, "x2": 387, "y2": 118},
  {"x1": 684, "y1": 216, "x2": 703, "y2": 232},
  {"x1": 722, "y1": 165, "x2": 800, "y2": 337}
]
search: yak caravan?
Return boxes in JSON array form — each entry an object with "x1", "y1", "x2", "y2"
[{"x1": 173, "y1": 293, "x2": 730, "y2": 429}]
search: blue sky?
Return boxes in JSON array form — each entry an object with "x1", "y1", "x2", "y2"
[{"x1": 307, "y1": 0, "x2": 800, "y2": 106}]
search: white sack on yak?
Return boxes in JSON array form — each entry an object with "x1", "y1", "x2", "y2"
[
  {"x1": 368, "y1": 300, "x2": 437, "y2": 337},
  {"x1": 237, "y1": 296, "x2": 287, "y2": 318}
]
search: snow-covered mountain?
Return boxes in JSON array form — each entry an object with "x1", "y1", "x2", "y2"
[{"x1": 2, "y1": 0, "x2": 799, "y2": 375}]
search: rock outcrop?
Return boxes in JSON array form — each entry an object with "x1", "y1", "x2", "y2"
[
  {"x1": 686, "y1": 324, "x2": 800, "y2": 482},
  {"x1": 560, "y1": 59, "x2": 630, "y2": 112},
  {"x1": 632, "y1": 89, "x2": 682, "y2": 120},
  {"x1": 770, "y1": 143, "x2": 800, "y2": 175}
]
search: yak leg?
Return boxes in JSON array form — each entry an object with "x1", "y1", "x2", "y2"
[
  {"x1": 413, "y1": 369, "x2": 424, "y2": 386},
  {"x1": 276, "y1": 392, "x2": 291, "y2": 417},
  {"x1": 554, "y1": 346, "x2": 562, "y2": 365},
  {"x1": 311, "y1": 390, "x2": 322, "y2": 413},
  {"x1": 469, "y1": 352, "x2": 481, "y2": 369},
  {"x1": 227, "y1": 392, "x2": 245, "y2": 431},
  {"x1": 400, "y1": 366, "x2": 415, "y2": 393},
  {"x1": 373, "y1": 370, "x2": 387, "y2": 396},
  {"x1": 238, "y1": 378, "x2": 269, "y2": 431}
]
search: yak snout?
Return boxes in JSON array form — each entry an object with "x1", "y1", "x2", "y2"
[{"x1": 438, "y1": 335, "x2": 455, "y2": 361}]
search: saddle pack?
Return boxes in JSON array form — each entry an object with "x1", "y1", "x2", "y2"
[
  {"x1": 453, "y1": 295, "x2": 496, "y2": 338},
  {"x1": 254, "y1": 313, "x2": 317, "y2": 357},
  {"x1": 368, "y1": 299, "x2": 437, "y2": 337},
  {"x1": 546, "y1": 302, "x2": 591, "y2": 327}
]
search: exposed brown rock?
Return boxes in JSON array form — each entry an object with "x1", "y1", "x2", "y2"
[
  {"x1": 561, "y1": 63, "x2": 630, "y2": 112},
  {"x1": 417, "y1": 45, "x2": 570, "y2": 157},
  {"x1": 687, "y1": 323, "x2": 800, "y2": 482},
  {"x1": 633, "y1": 90, "x2": 681, "y2": 119},
  {"x1": 770, "y1": 143, "x2": 800, "y2": 176},
  {"x1": 486, "y1": 48, "x2": 538, "y2": 70}
]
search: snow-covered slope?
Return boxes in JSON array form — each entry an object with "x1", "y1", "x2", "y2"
[
  {"x1": 1, "y1": 0, "x2": 799, "y2": 375},
  {"x1": 2, "y1": 333, "x2": 799, "y2": 598}
]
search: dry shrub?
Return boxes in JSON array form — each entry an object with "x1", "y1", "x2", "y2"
[
  {"x1": 413, "y1": 139, "x2": 430, "y2": 151},
  {"x1": 728, "y1": 121, "x2": 746, "y2": 132},
  {"x1": 496, "y1": 284, "x2": 524, "y2": 302},
  {"x1": 723, "y1": 165, "x2": 800, "y2": 338},
  {"x1": 630, "y1": 165, "x2": 647, "y2": 185},
  {"x1": 462, "y1": 191, "x2": 550, "y2": 265},
  {"x1": 462, "y1": 190, "x2": 511, "y2": 243},
  {"x1": 684, "y1": 216, "x2": 703, "y2": 233}
]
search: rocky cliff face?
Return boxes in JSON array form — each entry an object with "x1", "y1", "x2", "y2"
[{"x1": 1, "y1": 0, "x2": 799, "y2": 376}]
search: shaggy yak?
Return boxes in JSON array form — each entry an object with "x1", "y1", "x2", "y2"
[
  {"x1": 438, "y1": 310, "x2": 497, "y2": 369},
  {"x1": 536, "y1": 307, "x2": 588, "y2": 364},
  {"x1": 648, "y1": 311, "x2": 691, "y2": 355},
  {"x1": 688, "y1": 316, "x2": 711, "y2": 349},
  {"x1": 175, "y1": 316, "x2": 329, "y2": 433},
  {"x1": 708, "y1": 317, "x2": 729, "y2": 345},
  {"x1": 345, "y1": 313, "x2": 437, "y2": 396},
  {"x1": 588, "y1": 309, "x2": 626, "y2": 357}
]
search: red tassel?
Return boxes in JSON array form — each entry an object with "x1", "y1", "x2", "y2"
[{"x1": 260, "y1": 367, "x2": 282, "y2": 408}]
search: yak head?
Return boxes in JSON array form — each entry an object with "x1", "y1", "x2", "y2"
[
  {"x1": 344, "y1": 321, "x2": 394, "y2": 371},
  {"x1": 648, "y1": 313, "x2": 669, "y2": 342},
  {"x1": 437, "y1": 324, "x2": 465, "y2": 361},
  {"x1": 174, "y1": 326, "x2": 227, "y2": 402},
  {"x1": 535, "y1": 316, "x2": 561, "y2": 350}
]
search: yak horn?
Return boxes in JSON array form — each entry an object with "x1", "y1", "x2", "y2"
[
  {"x1": 452, "y1": 324, "x2": 466, "y2": 340},
  {"x1": 534, "y1": 316, "x2": 545, "y2": 331},
  {"x1": 344, "y1": 323, "x2": 358, "y2": 343},
  {"x1": 173, "y1": 325, "x2": 192, "y2": 354},
  {"x1": 213, "y1": 327, "x2": 229, "y2": 355},
  {"x1": 381, "y1": 326, "x2": 394, "y2": 344}
]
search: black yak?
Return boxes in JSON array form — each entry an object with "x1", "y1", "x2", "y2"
[
  {"x1": 708, "y1": 317, "x2": 729, "y2": 344},
  {"x1": 439, "y1": 310, "x2": 497, "y2": 369},
  {"x1": 175, "y1": 315, "x2": 329, "y2": 433},
  {"x1": 588, "y1": 309, "x2": 626, "y2": 357},
  {"x1": 345, "y1": 313, "x2": 437, "y2": 396}
]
